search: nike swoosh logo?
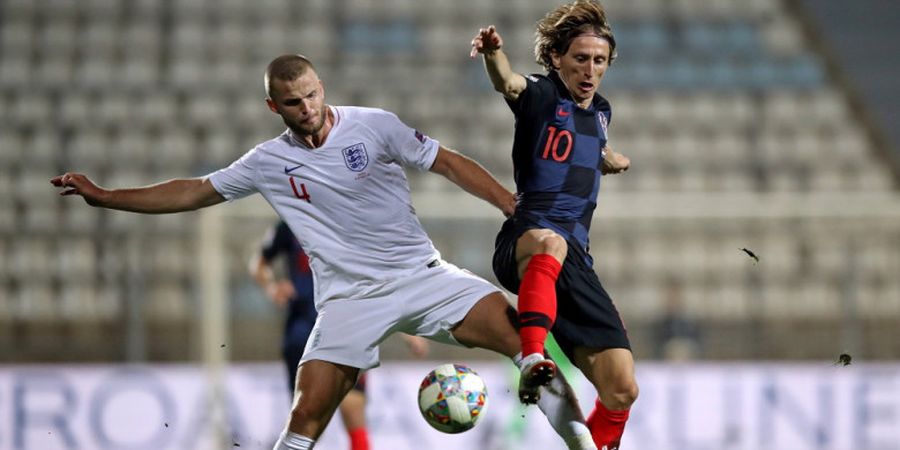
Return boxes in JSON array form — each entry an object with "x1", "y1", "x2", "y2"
[
  {"x1": 557, "y1": 106, "x2": 570, "y2": 117},
  {"x1": 284, "y1": 164, "x2": 304, "y2": 174}
]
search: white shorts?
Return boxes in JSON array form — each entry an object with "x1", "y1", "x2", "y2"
[{"x1": 299, "y1": 260, "x2": 501, "y2": 370}]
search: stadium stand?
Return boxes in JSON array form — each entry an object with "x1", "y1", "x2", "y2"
[{"x1": 1, "y1": 0, "x2": 897, "y2": 362}]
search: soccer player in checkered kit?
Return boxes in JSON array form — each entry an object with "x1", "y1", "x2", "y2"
[
  {"x1": 53, "y1": 54, "x2": 602, "y2": 450},
  {"x1": 471, "y1": 1, "x2": 637, "y2": 449}
]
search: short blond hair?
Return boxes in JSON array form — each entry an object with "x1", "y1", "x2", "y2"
[
  {"x1": 265, "y1": 54, "x2": 316, "y2": 98},
  {"x1": 534, "y1": 0, "x2": 617, "y2": 71}
]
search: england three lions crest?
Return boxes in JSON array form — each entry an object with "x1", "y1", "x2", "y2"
[{"x1": 342, "y1": 143, "x2": 369, "y2": 172}]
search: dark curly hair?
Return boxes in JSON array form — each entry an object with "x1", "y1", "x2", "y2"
[{"x1": 534, "y1": 0, "x2": 617, "y2": 71}]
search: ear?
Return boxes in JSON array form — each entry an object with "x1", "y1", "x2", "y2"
[
  {"x1": 266, "y1": 98, "x2": 278, "y2": 114},
  {"x1": 550, "y1": 50, "x2": 562, "y2": 70}
]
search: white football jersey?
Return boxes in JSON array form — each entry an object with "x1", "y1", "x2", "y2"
[{"x1": 208, "y1": 106, "x2": 442, "y2": 306}]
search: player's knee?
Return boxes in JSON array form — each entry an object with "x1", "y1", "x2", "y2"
[
  {"x1": 538, "y1": 233, "x2": 567, "y2": 261},
  {"x1": 289, "y1": 397, "x2": 329, "y2": 428},
  {"x1": 604, "y1": 380, "x2": 639, "y2": 410}
]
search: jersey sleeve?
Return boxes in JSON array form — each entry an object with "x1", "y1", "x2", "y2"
[
  {"x1": 505, "y1": 73, "x2": 556, "y2": 117},
  {"x1": 377, "y1": 110, "x2": 440, "y2": 171},
  {"x1": 205, "y1": 148, "x2": 260, "y2": 200},
  {"x1": 260, "y1": 221, "x2": 292, "y2": 262},
  {"x1": 597, "y1": 95, "x2": 613, "y2": 126}
]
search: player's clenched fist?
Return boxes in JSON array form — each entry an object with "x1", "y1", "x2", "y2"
[
  {"x1": 470, "y1": 25, "x2": 504, "y2": 58},
  {"x1": 50, "y1": 172, "x2": 107, "y2": 206},
  {"x1": 601, "y1": 146, "x2": 631, "y2": 175}
]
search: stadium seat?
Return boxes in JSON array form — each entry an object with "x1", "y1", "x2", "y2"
[
  {"x1": 59, "y1": 282, "x2": 99, "y2": 320},
  {"x1": 95, "y1": 94, "x2": 134, "y2": 127},
  {"x1": 0, "y1": 22, "x2": 33, "y2": 58},
  {"x1": 55, "y1": 238, "x2": 97, "y2": 281},
  {"x1": 97, "y1": 239, "x2": 127, "y2": 280},
  {"x1": 134, "y1": 92, "x2": 178, "y2": 127},
  {"x1": 37, "y1": 19, "x2": 77, "y2": 60},
  {"x1": 119, "y1": 56, "x2": 161, "y2": 90},
  {"x1": 81, "y1": 21, "x2": 118, "y2": 59},
  {"x1": 68, "y1": 129, "x2": 111, "y2": 170},
  {"x1": 59, "y1": 91, "x2": 95, "y2": 128},
  {"x1": 760, "y1": 15, "x2": 807, "y2": 58},
  {"x1": 60, "y1": 202, "x2": 100, "y2": 236},
  {"x1": 94, "y1": 283, "x2": 124, "y2": 320},
  {"x1": 1, "y1": 0, "x2": 35, "y2": 21},
  {"x1": 74, "y1": 55, "x2": 116, "y2": 90},
  {"x1": 129, "y1": 0, "x2": 163, "y2": 19},
  {"x1": 13, "y1": 282, "x2": 58, "y2": 321},
  {"x1": 170, "y1": 0, "x2": 207, "y2": 20},
  {"x1": 8, "y1": 93, "x2": 49, "y2": 128},
  {"x1": 10, "y1": 238, "x2": 53, "y2": 282},
  {"x1": 703, "y1": 284, "x2": 750, "y2": 320},
  {"x1": 0, "y1": 170, "x2": 13, "y2": 203},
  {"x1": 146, "y1": 282, "x2": 190, "y2": 321},
  {"x1": 0, "y1": 199, "x2": 14, "y2": 236},
  {"x1": 0, "y1": 55, "x2": 30, "y2": 89},
  {"x1": 123, "y1": 22, "x2": 162, "y2": 55}
]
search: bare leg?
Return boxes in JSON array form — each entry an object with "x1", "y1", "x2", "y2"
[
  {"x1": 574, "y1": 347, "x2": 638, "y2": 449},
  {"x1": 338, "y1": 390, "x2": 366, "y2": 431},
  {"x1": 573, "y1": 347, "x2": 638, "y2": 410},
  {"x1": 448, "y1": 292, "x2": 520, "y2": 356},
  {"x1": 338, "y1": 390, "x2": 369, "y2": 450},
  {"x1": 286, "y1": 360, "x2": 359, "y2": 439}
]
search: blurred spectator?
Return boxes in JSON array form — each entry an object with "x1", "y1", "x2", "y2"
[
  {"x1": 249, "y1": 220, "x2": 428, "y2": 450},
  {"x1": 249, "y1": 220, "x2": 372, "y2": 450},
  {"x1": 653, "y1": 277, "x2": 703, "y2": 361}
]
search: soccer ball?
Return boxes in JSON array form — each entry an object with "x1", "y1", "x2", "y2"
[{"x1": 417, "y1": 363, "x2": 488, "y2": 433}]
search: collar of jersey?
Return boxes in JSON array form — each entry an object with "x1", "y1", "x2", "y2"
[{"x1": 287, "y1": 105, "x2": 341, "y2": 149}]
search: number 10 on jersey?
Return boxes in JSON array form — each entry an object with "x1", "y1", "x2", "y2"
[{"x1": 542, "y1": 126, "x2": 573, "y2": 162}]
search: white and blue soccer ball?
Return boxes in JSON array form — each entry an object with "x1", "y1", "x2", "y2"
[{"x1": 417, "y1": 363, "x2": 489, "y2": 434}]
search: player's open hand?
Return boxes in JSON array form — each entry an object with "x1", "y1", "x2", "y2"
[
  {"x1": 402, "y1": 334, "x2": 430, "y2": 359},
  {"x1": 470, "y1": 25, "x2": 503, "y2": 58},
  {"x1": 601, "y1": 146, "x2": 630, "y2": 175},
  {"x1": 502, "y1": 191, "x2": 517, "y2": 218},
  {"x1": 266, "y1": 280, "x2": 296, "y2": 308},
  {"x1": 51, "y1": 172, "x2": 108, "y2": 206}
]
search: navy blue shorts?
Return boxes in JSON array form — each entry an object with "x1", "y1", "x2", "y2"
[{"x1": 492, "y1": 218, "x2": 631, "y2": 362}]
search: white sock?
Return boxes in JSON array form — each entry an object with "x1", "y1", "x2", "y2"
[
  {"x1": 513, "y1": 351, "x2": 547, "y2": 369},
  {"x1": 513, "y1": 352, "x2": 524, "y2": 367},
  {"x1": 537, "y1": 369, "x2": 597, "y2": 450},
  {"x1": 273, "y1": 430, "x2": 315, "y2": 450}
]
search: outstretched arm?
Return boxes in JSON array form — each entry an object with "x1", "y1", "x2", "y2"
[
  {"x1": 248, "y1": 252, "x2": 295, "y2": 309},
  {"x1": 429, "y1": 146, "x2": 516, "y2": 217},
  {"x1": 470, "y1": 25, "x2": 527, "y2": 101},
  {"x1": 51, "y1": 173, "x2": 226, "y2": 213}
]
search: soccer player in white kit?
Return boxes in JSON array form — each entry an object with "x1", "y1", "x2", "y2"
[{"x1": 52, "y1": 54, "x2": 598, "y2": 450}]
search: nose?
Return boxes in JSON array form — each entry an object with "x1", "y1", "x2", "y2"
[{"x1": 298, "y1": 100, "x2": 312, "y2": 116}]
